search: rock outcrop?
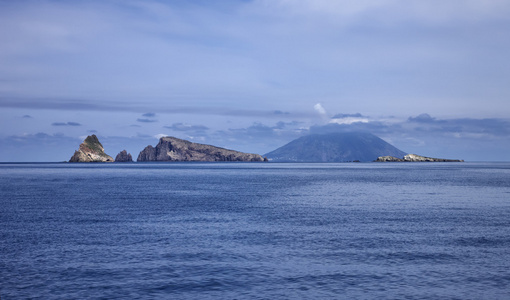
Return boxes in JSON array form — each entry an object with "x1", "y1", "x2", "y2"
[
  {"x1": 69, "y1": 135, "x2": 114, "y2": 162},
  {"x1": 375, "y1": 153, "x2": 464, "y2": 162},
  {"x1": 137, "y1": 136, "x2": 266, "y2": 162},
  {"x1": 375, "y1": 156, "x2": 405, "y2": 162},
  {"x1": 115, "y1": 150, "x2": 133, "y2": 162}
]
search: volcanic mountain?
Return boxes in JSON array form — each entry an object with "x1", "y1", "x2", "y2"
[{"x1": 264, "y1": 132, "x2": 406, "y2": 162}]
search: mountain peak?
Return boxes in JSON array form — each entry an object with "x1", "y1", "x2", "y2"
[{"x1": 69, "y1": 135, "x2": 114, "y2": 162}]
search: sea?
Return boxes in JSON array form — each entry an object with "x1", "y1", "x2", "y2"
[{"x1": 1, "y1": 162, "x2": 510, "y2": 299}]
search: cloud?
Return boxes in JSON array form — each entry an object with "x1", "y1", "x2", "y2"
[
  {"x1": 88, "y1": 129, "x2": 97, "y2": 133},
  {"x1": 314, "y1": 113, "x2": 510, "y2": 139},
  {"x1": 405, "y1": 114, "x2": 510, "y2": 137},
  {"x1": 274, "y1": 110, "x2": 290, "y2": 115},
  {"x1": 265, "y1": 0, "x2": 510, "y2": 23},
  {"x1": 408, "y1": 113, "x2": 436, "y2": 123},
  {"x1": 164, "y1": 123, "x2": 209, "y2": 132},
  {"x1": 142, "y1": 112, "x2": 156, "y2": 117},
  {"x1": 137, "y1": 118, "x2": 157, "y2": 123},
  {"x1": 0, "y1": 132, "x2": 81, "y2": 162},
  {"x1": 0, "y1": 97, "x2": 314, "y2": 118},
  {"x1": 330, "y1": 113, "x2": 369, "y2": 125},
  {"x1": 51, "y1": 121, "x2": 81, "y2": 126},
  {"x1": 228, "y1": 121, "x2": 307, "y2": 140},
  {"x1": 22, "y1": 115, "x2": 32, "y2": 118},
  {"x1": 0, "y1": 0, "x2": 509, "y2": 122},
  {"x1": 314, "y1": 103, "x2": 327, "y2": 115}
]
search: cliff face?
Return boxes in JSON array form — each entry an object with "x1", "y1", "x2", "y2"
[
  {"x1": 69, "y1": 135, "x2": 114, "y2": 162},
  {"x1": 115, "y1": 150, "x2": 133, "y2": 162},
  {"x1": 137, "y1": 136, "x2": 266, "y2": 162},
  {"x1": 375, "y1": 154, "x2": 464, "y2": 162}
]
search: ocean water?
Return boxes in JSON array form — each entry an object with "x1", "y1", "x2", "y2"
[{"x1": 1, "y1": 162, "x2": 510, "y2": 299}]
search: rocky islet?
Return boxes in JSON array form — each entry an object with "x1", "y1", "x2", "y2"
[{"x1": 69, "y1": 135, "x2": 114, "y2": 162}]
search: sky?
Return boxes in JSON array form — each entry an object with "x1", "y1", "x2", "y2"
[{"x1": 1, "y1": 0, "x2": 510, "y2": 162}]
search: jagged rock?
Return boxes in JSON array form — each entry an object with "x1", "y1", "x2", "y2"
[
  {"x1": 69, "y1": 135, "x2": 114, "y2": 162},
  {"x1": 115, "y1": 150, "x2": 133, "y2": 162},
  {"x1": 137, "y1": 136, "x2": 265, "y2": 162},
  {"x1": 375, "y1": 156, "x2": 405, "y2": 162}
]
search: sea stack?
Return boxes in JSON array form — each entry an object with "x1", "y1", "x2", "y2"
[
  {"x1": 115, "y1": 150, "x2": 133, "y2": 162},
  {"x1": 137, "y1": 136, "x2": 266, "y2": 162},
  {"x1": 69, "y1": 135, "x2": 114, "y2": 162}
]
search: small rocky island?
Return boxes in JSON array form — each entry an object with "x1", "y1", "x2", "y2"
[
  {"x1": 375, "y1": 154, "x2": 464, "y2": 162},
  {"x1": 115, "y1": 150, "x2": 133, "y2": 162},
  {"x1": 69, "y1": 135, "x2": 114, "y2": 162},
  {"x1": 137, "y1": 136, "x2": 267, "y2": 162}
]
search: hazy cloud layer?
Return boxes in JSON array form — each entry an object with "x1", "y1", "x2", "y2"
[
  {"x1": 1, "y1": 0, "x2": 509, "y2": 118},
  {"x1": 137, "y1": 118, "x2": 157, "y2": 123},
  {"x1": 164, "y1": 123, "x2": 209, "y2": 132},
  {"x1": 51, "y1": 122, "x2": 81, "y2": 126}
]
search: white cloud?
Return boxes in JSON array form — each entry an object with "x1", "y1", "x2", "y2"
[
  {"x1": 330, "y1": 117, "x2": 369, "y2": 125},
  {"x1": 314, "y1": 103, "x2": 327, "y2": 115},
  {"x1": 257, "y1": 0, "x2": 510, "y2": 23}
]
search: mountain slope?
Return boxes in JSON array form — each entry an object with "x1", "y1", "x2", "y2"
[{"x1": 265, "y1": 132, "x2": 406, "y2": 162}]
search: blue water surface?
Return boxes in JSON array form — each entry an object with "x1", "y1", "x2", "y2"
[{"x1": 1, "y1": 162, "x2": 510, "y2": 299}]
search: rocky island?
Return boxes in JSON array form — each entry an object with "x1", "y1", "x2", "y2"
[
  {"x1": 69, "y1": 135, "x2": 114, "y2": 162},
  {"x1": 115, "y1": 150, "x2": 133, "y2": 162},
  {"x1": 375, "y1": 154, "x2": 464, "y2": 162},
  {"x1": 137, "y1": 136, "x2": 267, "y2": 162}
]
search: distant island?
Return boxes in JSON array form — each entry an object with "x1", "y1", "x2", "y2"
[
  {"x1": 137, "y1": 136, "x2": 266, "y2": 162},
  {"x1": 264, "y1": 132, "x2": 407, "y2": 162},
  {"x1": 68, "y1": 133, "x2": 463, "y2": 163},
  {"x1": 69, "y1": 135, "x2": 266, "y2": 162},
  {"x1": 375, "y1": 154, "x2": 464, "y2": 162}
]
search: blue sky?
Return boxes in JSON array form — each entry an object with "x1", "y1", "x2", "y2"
[{"x1": 1, "y1": 0, "x2": 510, "y2": 161}]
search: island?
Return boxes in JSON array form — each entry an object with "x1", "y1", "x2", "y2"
[
  {"x1": 375, "y1": 154, "x2": 464, "y2": 162},
  {"x1": 264, "y1": 132, "x2": 407, "y2": 162},
  {"x1": 115, "y1": 150, "x2": 133, "y2": 162},
  {"x1": 69, "y1": 135, "x2": 114, "y2": 162},
  {"x1": 137, "y1": 136, "x2": 267, "y2": 162}
]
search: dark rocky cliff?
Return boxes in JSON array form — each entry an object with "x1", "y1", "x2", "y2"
[
  {"x1": 69, "y1": 135, "x2": 114, "y2": 162},
  {"x1": 137, "y1": 136, "x2": 266, "y2": 162}
]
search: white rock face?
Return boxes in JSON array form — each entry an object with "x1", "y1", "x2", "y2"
[{"x1": 69, "y1": 135, "x2": 114, "y2": 162}]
